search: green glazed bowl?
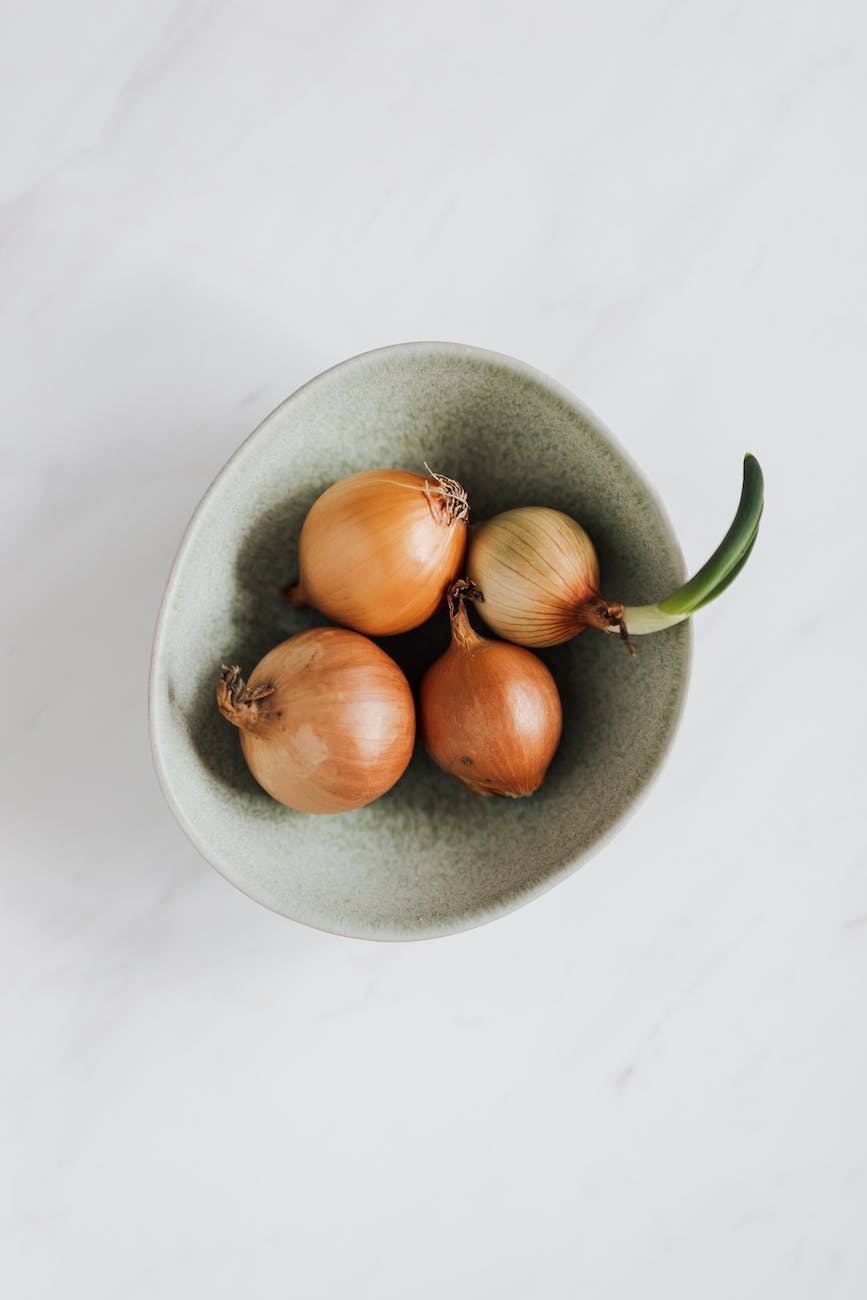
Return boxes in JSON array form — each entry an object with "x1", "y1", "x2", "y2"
[{"x1": 149, "y1": 343, "x2": 690, "y2": 939}]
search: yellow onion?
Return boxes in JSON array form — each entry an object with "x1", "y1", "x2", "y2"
[
  {"x1": 286, "y1": 466, "x2": 468, "y2": 636},
  {"x1": 467, "y1": 457, "x2": 765, "y2": 649},
  {"x1": 217, "y1": 628, "x2": 415, "y2": 813},
  {"x1": 419, "y1": 581, "x2": 562, "y2": 798},
  {"x1": 467, "y1": 507, "x2": 630, "y2": 649}
]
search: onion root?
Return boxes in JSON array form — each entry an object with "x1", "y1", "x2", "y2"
[{"x1": 217, "y1": 665, "x2": 276, "y2": 732}]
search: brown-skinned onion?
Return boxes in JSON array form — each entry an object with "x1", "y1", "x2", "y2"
[
  {"x1": 286, "y1": 466, "x2": 468, "y2": 636},
  {"x1": 217, "y1": 628, "x2": 415, "y2": 813},
  {"x1": 419, "y1": 580, "x2": 563, "y2": 798}
]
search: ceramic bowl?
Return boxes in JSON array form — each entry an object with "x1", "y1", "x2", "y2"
[{"x1": 149, "y1": 343, "x2": 690, "y2": 939}]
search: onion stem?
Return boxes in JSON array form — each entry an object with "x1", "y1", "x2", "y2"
[{"x1": 617, "y1": 454, "x2": 764, "y2": 636}]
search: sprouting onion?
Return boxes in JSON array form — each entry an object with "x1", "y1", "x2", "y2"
[{"x1": 467, "y1": 455, "x2": 764, "y2": 650}]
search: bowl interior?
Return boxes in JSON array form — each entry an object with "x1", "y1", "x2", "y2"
[{"x1": 150, "y1": 344, "x2": 689, "y2": 939}]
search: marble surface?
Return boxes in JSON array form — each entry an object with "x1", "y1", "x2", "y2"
[{"x1": 2, "y1": 1, "x2": 865, "y2": 1295}]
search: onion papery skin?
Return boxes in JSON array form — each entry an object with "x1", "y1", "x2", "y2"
[
  {"x1": 217, "y1": 629, "x2": 415, "y2": 814},
  {"x1": 420, "y1": 602, "x2": 563, "y2": 798},
  {"x1": 290, "y1": 469, "x2": 468, "y2": 636},
  {"x1": 467, "y1": 507, "x2": 610, "y2": 648}
]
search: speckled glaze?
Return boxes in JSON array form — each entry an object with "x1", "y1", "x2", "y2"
[{"x1": 149, "y1": 343, "x2": 691, "y2": 940}]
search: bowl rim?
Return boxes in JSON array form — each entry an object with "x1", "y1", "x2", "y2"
[{"x1": 148, "y1": 340, "x2": 692, "y2": 940}]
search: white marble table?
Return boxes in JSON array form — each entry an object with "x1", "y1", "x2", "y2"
[{"x1": 3, "y1": 2, "x2": 865, "y2": 1296}]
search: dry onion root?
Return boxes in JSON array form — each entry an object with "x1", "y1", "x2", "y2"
[
  {"x1": 420, "y1": 580, "x2": 563, "y2": 798},
  {"x1": 285, "y1": 466, "x2": 469, "y2": 636},
  {"x1": 467, "y1": 455, "x2": 764, "y2": 651},
  {"x1": 217, "y1": 628, "x2": 415, "y2": 813}
]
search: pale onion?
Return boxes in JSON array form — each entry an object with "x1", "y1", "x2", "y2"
[
  {"x1": 285, "y1": 466, "x2": 468, "y2": 636},
  {"x1": 217, "y1": 628, "x2": 415, "y2": 813},
  {"x1": 420, "y1": 581, "x2": 562, "y2": 798},
  {"x1": 467, "y1": 455, "x2": 764, "y2": 649},
  {"x1": 467, "y1": 506, "x2": 629, "y2": 649}
]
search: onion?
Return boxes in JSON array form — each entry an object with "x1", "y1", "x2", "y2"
[
  {"x1": 286, "y1": 466, "x2": 468, "y2": 636},
  {"x1": 467, "y1": 506, "x2": 629, "y2": 649},
  {"x1": 420, "y1": 581, "x2": 562, "y2": 798},
  {"x1": 217, "y1": 628, "x2": 415, "y2": 813},
  {"x1": 468, "y1": 455, "x2": 764, "y2": 649}
]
